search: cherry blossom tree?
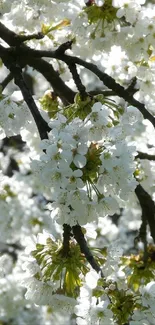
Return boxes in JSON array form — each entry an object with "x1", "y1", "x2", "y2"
[{"x1": 0, "y1": 0, "x2": 155, "y2": 324}]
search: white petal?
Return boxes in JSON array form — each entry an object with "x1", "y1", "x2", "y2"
[
  {"x1": 85, "y1": 270, "x2": 99, "y2": 289},
  {"x1": 73, "y1": 169, "x2": 83, "y2": 177},
  {"x1": 74, "y1": 154, "x2": 86, "y2": 168}
]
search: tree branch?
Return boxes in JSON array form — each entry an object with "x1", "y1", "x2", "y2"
[
  {"x1": 0, "y1": 22, "x2": 154, "y2": 127},
  {"x1": 14, "y1": 31, "x2": 44, "y2": 43},
  {"x1": 0, "y1": 21, "x2": 20, "y2": 46},
  {"x1": 67, "y1": 62, "x2": 87, "y2": 99},
  {"x1": 89, "y1": 89, "x2": 115, "y2": 97},
  {"x1": 59, "y1": 54, "x2": 155, "y2": 127},
  {"x1": 55, "y1": 40, "x2": 73, "y2": 55},
  {"x1": 136, "y1": 151, "x2": 155, "y2": 160},
  {"x1": 26, "y1": 58, "x2": 75, "y2": 104},
  {"x1": 0, "y1": 22, "x2": 75, "y2": 104},
  {"x1": 0, "y1": 22, "x2": 44, "y2": 45},
  {"x1": 14, "y1": 45, "x2": 155, "y2": 127},
  {"x1": 61, "y1": 224, "x2": 72, "y2": 257},
  {"x1": 126, "y1": 77, "x2": 137, "y2": 95},
  {"x1": 12, "y1": 66, "x2": 51, "y2": 140},
  {"x1": 0, "y1": 45, "x2": 50, "y2": 140},
  {"x1": 72, "y1": 224, "x2": 102, "y2": 274},
  {"x1": 135, "y1": 184, "x2": 155, "y2": 243},
  {"x1": 0, "y1": 72, "x2": 13, "y2": 91}
]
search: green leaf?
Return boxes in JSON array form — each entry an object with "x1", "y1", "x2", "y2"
[{"x1": 41, "y1": 19, "x2": 70, "y2": 35}]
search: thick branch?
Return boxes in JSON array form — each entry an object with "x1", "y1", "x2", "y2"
[
  {"x1": 135, "y1": 184, "x2": 155, "y2": 243},
  {"x1": 0, "y1": 21, "x2": 19, "y2": 45},
  {"x1": 61, "y1": 224, "x2": 72, "y2": 257},
  {"x1": 136, "y1": 151, "x2": 155, "y2": 160}
]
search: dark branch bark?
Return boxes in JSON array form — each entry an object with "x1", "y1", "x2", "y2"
[
  {"x1": 14, "y1": 31, "x2": 44, "y2": 43},
  {"x1": 0, "y1": 72, "x2": 13, "y2": 90},
  {"x1": 0, "y1": 22, "x2": 44, "y2": 45},
  {"x1": 0, "y1": 21, "x2": 154, "y2": 127},
  {"x1": 12, "y1": 66, "x2": 51, "y2": 140},
  {"x1": 68, "y1": 62, "x2": 87, "y2": 99},
  {"x1": 0, "y1": 21, "x2": 20, "y2": 46},
  {"x1": 72, "y1": 224, "x2": 102, "y2": 274},
  {"x1": 27, "y1": 58, "x2": 75, "y2": 104},
  {"x1": 126, "y1": 77, "x2": 137, "y2": 95},
  {"x1": 135, "y1": 184, "x2": 155, "y2": 243},
  {"x1": 12, "y1": 46, "x2": 155, "y2": 127},
  {"x1": 0, "y1": 45, "x2": 50, "y2": 140},
  {"x1": 89, "y1": 90, "x2": 115, "y2": 96},
  {"x1": 59, "y1": 54, "x2": 155, "y2": 127},
  {"x1": 61, "y1": 224, "x2": 72, "y2": 257},
  {"x1": 55, "y1": 40, "x2": 73, "y2": 55},
  {"x1": 136, "y1": 152, "x2": 155, "y2": 160},
  {"x1": 0, "y1": 22, "x2": 75, "y2": 104}
]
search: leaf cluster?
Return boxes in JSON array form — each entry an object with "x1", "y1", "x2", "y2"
[{"x1": 32, "y1": 238, "x2": 89, "y2": 298}]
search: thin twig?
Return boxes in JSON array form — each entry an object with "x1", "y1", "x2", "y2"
[
  {"x1": 15, "y1": 46, "x2": 155, "y2": 127},
  {"x1": 15, "y1": 31, "x2": 44, "y2": 43},
  {"x1": 59, "y1": 54, "x2": 155, "y2": 127},
  {"x1": 12, "y1": 65, "x2": 51, "y2": 139},
  {"x1": 68, "y1": 62, "x2": 87, "y2": 99},
  {"x1": 55, "y1": 40, "x2": 73, "y2": 55},
  {"x1": 0, "y1": 22, "x2": 44, "y2": 45},
  {"x1": 72, "y1": 224, "x2": 102, "y2": 274},
  {"x1": 88, "y1": 90, "x2": 115, "y2": 97}
]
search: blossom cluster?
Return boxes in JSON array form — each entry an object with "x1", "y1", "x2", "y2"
[
  {"x1": 32, "y1": 99, "x2": 137, "y2": 226},
  {"x1": 0, "y1": 0, "x2": 155, "y2": 324}
]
